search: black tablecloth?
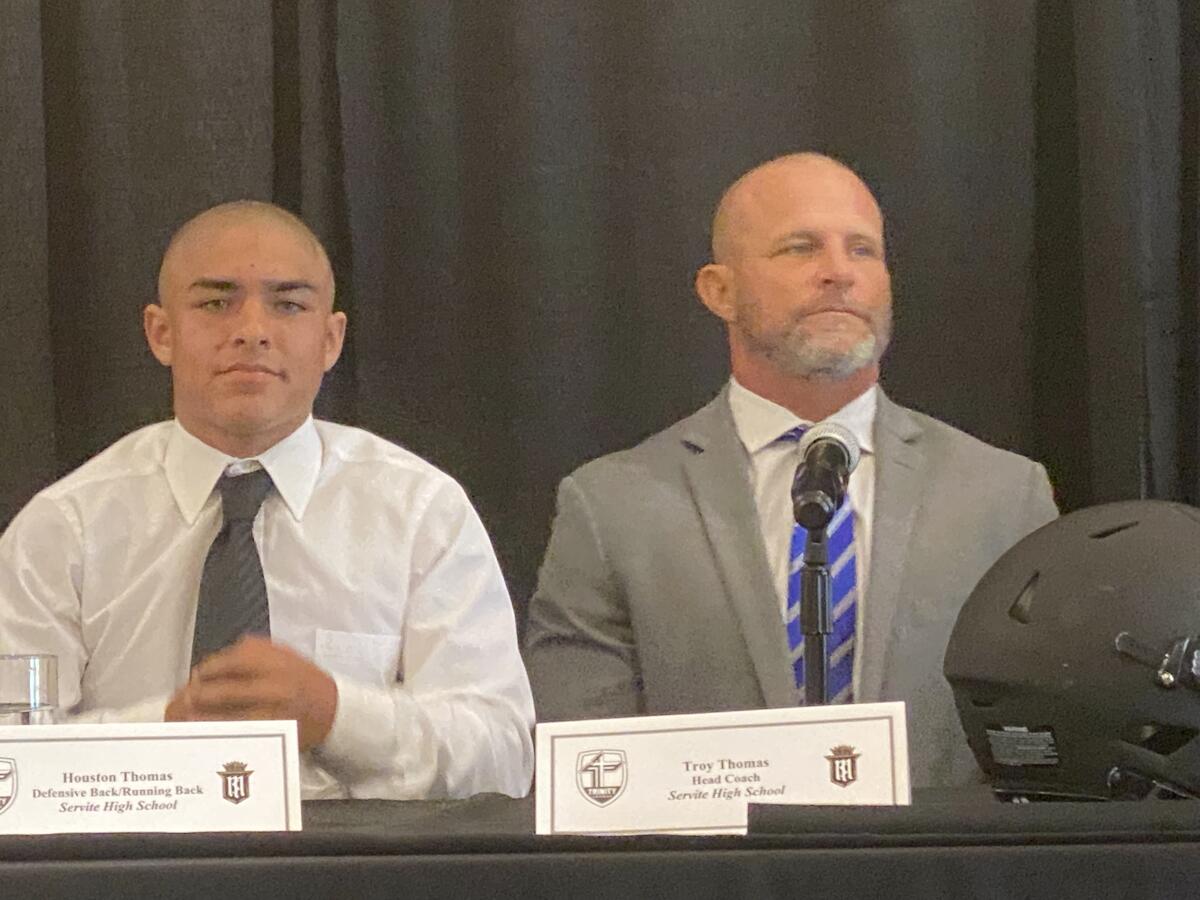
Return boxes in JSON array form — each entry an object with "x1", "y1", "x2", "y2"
[{"x1": 3, "y1": 789, "x2": 1199, "y2": 899}]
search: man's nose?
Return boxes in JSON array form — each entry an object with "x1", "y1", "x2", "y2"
[
  {"x1": 816, "y1": 247, "x2": 855, "y2": 287},
  {"x1": 231, "y1": 297, "x2": 271, "y2": 347}
]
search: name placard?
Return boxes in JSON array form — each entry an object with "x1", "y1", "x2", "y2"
[
  {"x1": 0, "y1": 720, "x2": 302, "y2": 834},
  {"x1": 536, "y1": 702, "x2": 909, "y2": 835}
]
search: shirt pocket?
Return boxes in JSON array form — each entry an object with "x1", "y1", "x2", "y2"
[{"x1": 313, "y1": 629, "x2": 402, "y2": 687}]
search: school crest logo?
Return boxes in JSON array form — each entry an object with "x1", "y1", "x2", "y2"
[
  {"x1": 576, "y1": 750, "x2": 627, "y2": 807},
  {"x1": 218, "y1": 761, "x2": 253, "y2": 805},
  {"x1": 826, "y1": 745, "x2": 860, "y2": 788},
  {"x1": 0, "y1": 758, "x2": 15, "y2": 814}
]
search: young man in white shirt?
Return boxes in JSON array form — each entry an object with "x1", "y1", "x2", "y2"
[{"x1": 0, "y1": 201, "x2": 534, "y2": 799}]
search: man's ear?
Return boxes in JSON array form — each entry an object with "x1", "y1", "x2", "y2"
[
  {"x1": 144, "y1": 303, "x2": 173, "y2": 366},
  {"x1": 323, "y1": 310, "x2": 347, "y2": 372},
  {"x1": 695, "y1": 263, "x2": 737, "y2": 324}
]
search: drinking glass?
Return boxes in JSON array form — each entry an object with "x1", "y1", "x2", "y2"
[{"x1": 0, "y1": 654, "x2": 57, "y2": 725}]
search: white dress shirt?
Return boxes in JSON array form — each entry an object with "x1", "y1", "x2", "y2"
[
  {"x1": 728, "y1": 378, "x2": 877, "y2": 690},
  {"x1": 0, "y1": 417, "x2": 535, "y2": 800}
]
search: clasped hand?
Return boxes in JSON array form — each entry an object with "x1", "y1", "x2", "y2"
[{"x1": 165, "y1": 635, "x2": 338, "y2": 751}]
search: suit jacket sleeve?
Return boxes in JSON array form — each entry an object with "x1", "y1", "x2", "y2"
[{"x1": 524, "y1": 473, "x2": 643, "y2": 721}]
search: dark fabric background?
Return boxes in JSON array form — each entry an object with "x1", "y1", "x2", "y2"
[{"x1": 2, "y1": 1, "x2": 1197, "y2": 626}]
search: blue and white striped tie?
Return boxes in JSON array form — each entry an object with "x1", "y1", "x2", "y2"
[{"x1": 780, "y1": 427, "x2": 857, "y2": 704}]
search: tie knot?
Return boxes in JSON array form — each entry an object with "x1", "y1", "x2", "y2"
[
  {"x1": 217, "y1": 469, "x2": 274, "y2": 523},
  {"x1": 776, "y1": 425, "x2": 809, "y2": 444}
]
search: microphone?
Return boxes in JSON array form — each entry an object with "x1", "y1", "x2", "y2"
[{"x1": 792, "y1": 422, "x2": 861, "y2": 530}]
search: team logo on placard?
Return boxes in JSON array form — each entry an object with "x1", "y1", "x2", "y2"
[
  {"x1": 0, "y1": 758, "x2": 16, "y2": 814},
  {"x1": 218, "y1": 761, "x2": 253, "y2": 805},
  {"x1": 826, "y1": 745, "x2": 861, "y2": 788},
  {"x1": 576, "y1": 750, "x2": 627, "y2": 807}
]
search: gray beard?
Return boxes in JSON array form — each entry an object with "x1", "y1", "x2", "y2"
[
  {"x1": 743, "y1": 312, "x2": 892, "y2": 381},
  {"x1": 765, "y1": 330, "x2": 887, "y2": 380}
]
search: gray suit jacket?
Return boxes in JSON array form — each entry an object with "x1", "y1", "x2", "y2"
[{"x1": 524, "y1": 388, "x2": 1058, "y2": 788}]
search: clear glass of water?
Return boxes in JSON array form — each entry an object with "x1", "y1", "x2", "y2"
[{"x1": 0, "y1": 655, "x2": 57, "y2": 725}]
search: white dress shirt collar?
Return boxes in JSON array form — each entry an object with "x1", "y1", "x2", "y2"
[
  {"x1": 163, "y1": 416, "x2": 323, "y2": 524},
  {"x1": 728, "y1": 376, "x2": 877, "y2": 456}
]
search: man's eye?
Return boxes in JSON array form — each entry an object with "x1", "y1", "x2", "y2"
[
  {"x1": 849, "y1": 244, "x2": 879, "y2": 258},
  {"x1": 276, "y1": 299, "x2": 305, "y2": 313},
  {"x1": 200, "y1": 298, "x2": 227, "y2": 311},
  {"x1": 783, "y1": 242, "x2": 816, "y2": 254}
]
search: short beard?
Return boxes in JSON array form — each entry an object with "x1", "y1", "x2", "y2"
[{"x1": 742, "y1": 311, "x2": 892, "y2": 381}]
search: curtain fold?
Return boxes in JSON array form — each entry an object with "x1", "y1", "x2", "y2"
[
  {"x1": 1, "y1": 0, "x2": 1195, "y2": 611},
  {"x1": 0, "y1": 1, "x2": 57, "y2": 525}
]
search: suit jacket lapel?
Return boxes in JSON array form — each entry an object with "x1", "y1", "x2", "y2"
[
  {"x1": 680, "y1": 389, "x2": 798, "y2": 708},
  {"x1": 860, "y1": 391, "x2": 926, "y2": 701}
]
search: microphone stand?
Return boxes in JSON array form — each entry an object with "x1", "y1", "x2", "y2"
[
  {"x1": 800, "y1": 526, "x2": 832, "y2": 706},
  {"x1": 791, "y1": 423, "x2": 858, "y2": 707}
]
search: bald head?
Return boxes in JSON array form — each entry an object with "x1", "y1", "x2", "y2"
[
  {"x1": 157, "y1": 200, "x2": 334, "y2": 308},
  {"x1": 693, "y1": 151, "x2": 893, "y2": 406},
  {"x1": 710, "y1": 153, "x2": 884, "y2": 263}
]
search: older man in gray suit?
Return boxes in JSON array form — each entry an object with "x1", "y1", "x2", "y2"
[{"x1": 524, "y1": 152, "x2": 1057, "y2": 788}]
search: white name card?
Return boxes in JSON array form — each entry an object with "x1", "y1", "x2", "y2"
[
  {"x1": 0, "y1": 720, "x2": 302, "y2": 834},
  {"x1": 536, "y1": 701, "x2": 909, "y2": 835}
]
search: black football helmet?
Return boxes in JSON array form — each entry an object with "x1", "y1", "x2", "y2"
[{"x1": 944, "y1": 500, "x2": 1200, "y2": 800}]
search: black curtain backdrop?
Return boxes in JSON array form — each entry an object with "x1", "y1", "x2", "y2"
[{"x1": 2, "y1": 1, "x2": 1197, "y2": 629}]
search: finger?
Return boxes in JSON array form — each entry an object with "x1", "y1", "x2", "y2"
[
  {"x1": 164, "y1": 686, "x2": 196, "y2": 722},
  {"x1": 191, "y1": 651, "x2": 257, "y2": 682},
  {"x1": 192, "y1": 638, "x2": 278, "y2": 682},
  {"x1": 187, "y1": 705, "x2": 288, "y2": 723},
  {"x1": 188, "y1": 679, "x2": 291, "y2": 712}
]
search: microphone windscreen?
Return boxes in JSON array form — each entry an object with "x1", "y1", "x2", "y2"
[{"x1": 797, "y1": 422, "x2": 861, "y2": 472}]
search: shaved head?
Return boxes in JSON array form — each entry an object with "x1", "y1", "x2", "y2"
[
  {"x1": 710, "y1": 153, "x2": 883, "y2": 263},
  {"x1": 144, "y1": 199, "x2": 346, "y2": 457},
  {"x1": 694, "y1": 151, "x2": 892, "y2": 411},
  {"x1": 158, "y1": 200, "x2": 334, "y2": 308}
]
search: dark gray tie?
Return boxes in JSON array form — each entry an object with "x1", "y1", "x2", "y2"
[{"x1": 191, "y1": 469, "x2": 274, "y2": 667}]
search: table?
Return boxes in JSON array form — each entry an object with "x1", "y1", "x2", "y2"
[{"x1": 3, "y1": 790, "x2": 1199, "y2": 898}]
